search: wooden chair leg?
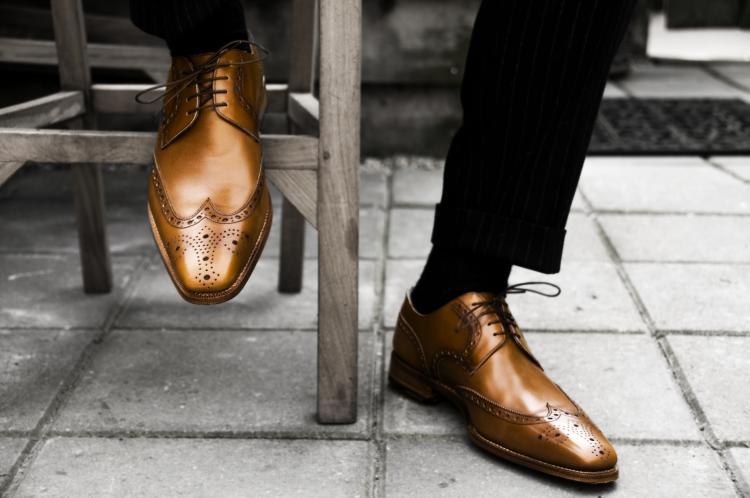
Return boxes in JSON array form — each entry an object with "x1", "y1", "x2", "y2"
[
  {"x1": 278, "y1": 198, "x2": 306, "y2": 293},
  {"x1": 51, "y1": 0, "x2": 112, "y2": 293},
  {"x1": 316, "y1": 0, "x2": 361, "y2": 424},
  {"x1": 71, "y1": 161, "x2": 112, "y2": 293},
  {"x1": 278, "y1": 0, "x2": 318, "y2": 293}
]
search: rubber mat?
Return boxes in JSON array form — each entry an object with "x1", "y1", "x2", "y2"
[{"x1": 589, "y1": 98, "x2": 750, "y2": 155}]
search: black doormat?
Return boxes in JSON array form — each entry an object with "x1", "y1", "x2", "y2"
[{"x1": 589, "y1": 98, "x2": 750, "y2": 155}]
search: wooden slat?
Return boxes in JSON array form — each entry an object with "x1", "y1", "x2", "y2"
[
  {"x1": 91, "y1": 83, "x2": 288, "y2": 115},
  {"x1": 0, "y1": 129, "x2": 319, "y2": 169},
  {"x1": 0, "y1": 161, "x2": 24, "y2": 187},
  {"x1": 278, "y1": 0, "x2": 319, "y2": 295},
  {"x1": 288, "y1": 92, "x2": 320, "y2": 135},
  {"x1": 316, "y1": 0, "x2": 361, "y2": 424},
  {"x1": 0, "y1": 37, "x2": 169, "y2": 72},
  {"x1": 267, "y1": 169, "x2": 318, "y2": 228},
  {"x1": 0, "y1": 91, "x2": 85, "y2": 128},
  {"x1": 52, "y1": 0, "x2": 112, "y2": 294}
]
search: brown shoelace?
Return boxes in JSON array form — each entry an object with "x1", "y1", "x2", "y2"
[
  {"x1": 134, "y1": 39, "x2": 268, "y2": 114},
  {"x1": 459, "y1": 282, "x2": 561, "y2": 338}
]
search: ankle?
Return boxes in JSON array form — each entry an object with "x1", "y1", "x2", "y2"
[{"x1": 410, "y1": 246, "x2": 512, "y2": 314}]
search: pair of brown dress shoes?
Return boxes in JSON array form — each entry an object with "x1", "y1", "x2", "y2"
[{"x1": 146, "y1": 42, "x2": 618, "y2": 484}]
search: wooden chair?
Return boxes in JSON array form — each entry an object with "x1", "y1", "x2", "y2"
[{"x1": 0, "y1": 0, "x2": 361, "y2": 424}]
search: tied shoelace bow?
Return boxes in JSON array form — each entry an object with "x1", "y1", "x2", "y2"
[
  {"x1": 134, "y1": 40, "x2": 269, "y2": 114},
  {"x1": 457, "y1": 282, "x2": 562, "y2": 338}
]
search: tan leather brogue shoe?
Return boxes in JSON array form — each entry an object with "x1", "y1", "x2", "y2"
[
  {"x1": 145, "y1": 41, "x2": 271, "y2": 304},
  {"x1": 389, "y1": 290, "x2": 618, "y2": 483}
]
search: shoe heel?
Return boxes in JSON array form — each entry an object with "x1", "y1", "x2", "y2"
[{"x1": 388, "y1": 352, "x2": 440, "y2": 403}]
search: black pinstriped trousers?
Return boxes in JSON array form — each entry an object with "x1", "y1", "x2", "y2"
[
  {"x1": 129, "y1": 0, "x2": 636, "y2": 274},
  {"x1": 436, "y1": 0, "x2": 636, "y2": 274}
]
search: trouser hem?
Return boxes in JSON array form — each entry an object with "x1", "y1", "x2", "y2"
[{"x1": 430, "y1": 203, "x2": 567, "y2": 274}]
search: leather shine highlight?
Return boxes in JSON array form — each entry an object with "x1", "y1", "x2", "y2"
[
  {"x1": 390, "y1": 292, "x2": 619, "y2": 483},
  {"x1": 148, "y1": 47, "x2": 271, "y2": 305}
]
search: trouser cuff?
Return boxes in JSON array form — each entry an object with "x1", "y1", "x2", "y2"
[{"x1": 430, "y1": 203, "x2": 567, "y2": 274}]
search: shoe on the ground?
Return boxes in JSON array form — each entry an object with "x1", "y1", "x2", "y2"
[
  {"x1": 389, "y1": 290, "x2": 618, "y2": 483},
  {"x1": 145, "y1": 41, "x2": 272, "y2": 304}
]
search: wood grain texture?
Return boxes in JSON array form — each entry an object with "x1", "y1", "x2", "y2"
[
  {"x1": 91, "y1": 83, "x2": 288, "y2": 115},
  {"x1": 51, "y1": 0, "x2": 112, "y2": 294},
  {"x1": 0, "y1": 161, "x2": 24, "y2": 187},
  {"x1": 0, "y1": 37, "x2": 169, "y2": 72},
  {"x1": 279, "y1": 0, "x2": 318, "y2": 296},
  {"x1": 268, "y1": 169, "x2": 318, "y2": 229},
  {"x1": 317, "y1": 0, "x2": 361, "y2": 424},
  {"x1": 0, "y1": 91, "x2": 85, "y2": 128},
  {"x1": 0, "y1": 129, "x2": 319, "y2": 170}
]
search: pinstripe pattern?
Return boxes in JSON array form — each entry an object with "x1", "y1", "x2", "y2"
[
  {"x1": 434, "y1": 0, "x2": 636, "y2": 274},
  {"x1": 129, "y1": 0, "x2": 247, "y2": 55},
  {"x1": 129, "y1": 0, "x2": 634, "y2": 274}
]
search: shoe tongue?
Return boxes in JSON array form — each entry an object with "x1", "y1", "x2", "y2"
[{"x1": 188, "y1": 47, "x2": 251, "y2": 68}]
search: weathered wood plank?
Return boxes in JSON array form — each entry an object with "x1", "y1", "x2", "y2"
[
  {"x1": 52, "y1": 0, "x2": 112, "y2": 294},
  {"x1": 91, "y1": 83, "x2": 288, "y2": 115},
  {"x1": 0, "y1": 37, "x2": 169, "y2": 72},
  {"x1": 267, "y1": 169, "x2": 318, "y2": 228},
  {"x1": 0, "y1": 91, "x2": 85, "y2": 128},
  {"x1": 0, "y1": 129, "x2": 319, "y2": 170},
  {"x1": 288, "y1": 92, "x2": 320, "y2": 136},
  {"x1": 278, "y1": 199, "x2": 307, "y2": 293},
  {"x1": 279, "y1": 0, "x2": 319, "y2": 295},
  {"x1": 0, "y1": 162, "x2": 24, "y2": 187},
  {"x1": 317, "y1": 0, "x2": 361, "y2": 424}
]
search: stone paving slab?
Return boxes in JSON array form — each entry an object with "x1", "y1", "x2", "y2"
[
  {"x1": 53, "y1": 330, "x2": 374, "y2": 437},
  {"x1": 14, "y1": 437, "x2": 371, "y2": 498},
  {"x1": 529, "y1": 333, "x2": 701, "y2": 441},
  {"x1": 710, "y1": 63, "x2": 750, "y2": 93},
  {"x1": 0, "y1": 168, "x2": 149, "y2": 204},
  {"x1": 391, "y1": 164, "x2": 585, "y2": 211},
  {"x1": 619, "y1": 63, "x2": 744, "y2": 99},
  {"x1": 385, "y1": 438, "x2": 736, "y2": 497},
  {"x1": 392, "y1": 164, "x2": 444, "y2": 206},
  {"x1": 387, "y1": 211, "x2": 608, "y2": 263},
  {"x1": 383, "y1": 332, "x2": 700, "y2": 441},
  {"x1": 359, "y1": 164, "x2": 390, "y2": 208},
  {"x1": 599, "y1": 214, "x2": 750, "y2": 263},
  {"x1": 0, "y1": 255, "x2": 139, "y2": 329},
  {"x1": 729, "y1": 448, "x2": 750, "y2": 488},
  {"x1": 580, "y1": 157, "x2": 750, "y2": 214},
  {"x1": 0, "y1": 329, "x2": 94, "y2": 431},
  {"x1": 603, "y1": 83, "x2": 628, "y2": 98},
  {"x1": 0, "y1": 200, "x2": 154, "y2": 256},
  {"x1": 668, "y1": 335, "x2": 750, "y2": 442},
  {"x1": 264, "y1": 207, "x2": 385, "y2": 260},
  {"x1": 116, "y1": 258, "x2": 376, "y2": 330},
  {"x1": 383, "y1": 260, "x2": 645, "y2": 331},
  {"x1": 625, "y1": 263, "x2": 750, "y2": 332},
  {"x1": 0, "y1": 438, "x2": 26, "y2": 481},
  {"x1": 711, "y1": 157, "x2": 750, "y2": 182},
  {"x1": 506, "y1": 263, "x2": 645, "y2": 332}
]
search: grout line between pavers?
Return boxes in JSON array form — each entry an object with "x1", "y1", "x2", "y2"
[
  {"x1": 702, "y1": 64, "x2": 750, "y2": 96},
  {"x1": 0, "y1": 255, "x2": 152, "y2": 496},
  {"x1": 370, "y1": 162, "x2": 395, "y2": 498},
  {"x1": 579, "y1": 189, "x2": 750, "y2": 498},
  {"x1": 705, "y1": 157, "x2": 750, "y2": 185}
]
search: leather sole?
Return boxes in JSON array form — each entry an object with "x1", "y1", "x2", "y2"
[
  {"x1": 148, "y1": 201, "x2": 272, "y2": 305},
  {"x1": 388, "y1": 352, "x2": 619, "y2": 484}
]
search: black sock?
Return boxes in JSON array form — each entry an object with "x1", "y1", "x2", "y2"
[
  {"x1": 410, "y1": 246, "x2": 512, "y2": 315},
  {"x1": 167, "y1": 2, "x2": 250, "y2": 56}
]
